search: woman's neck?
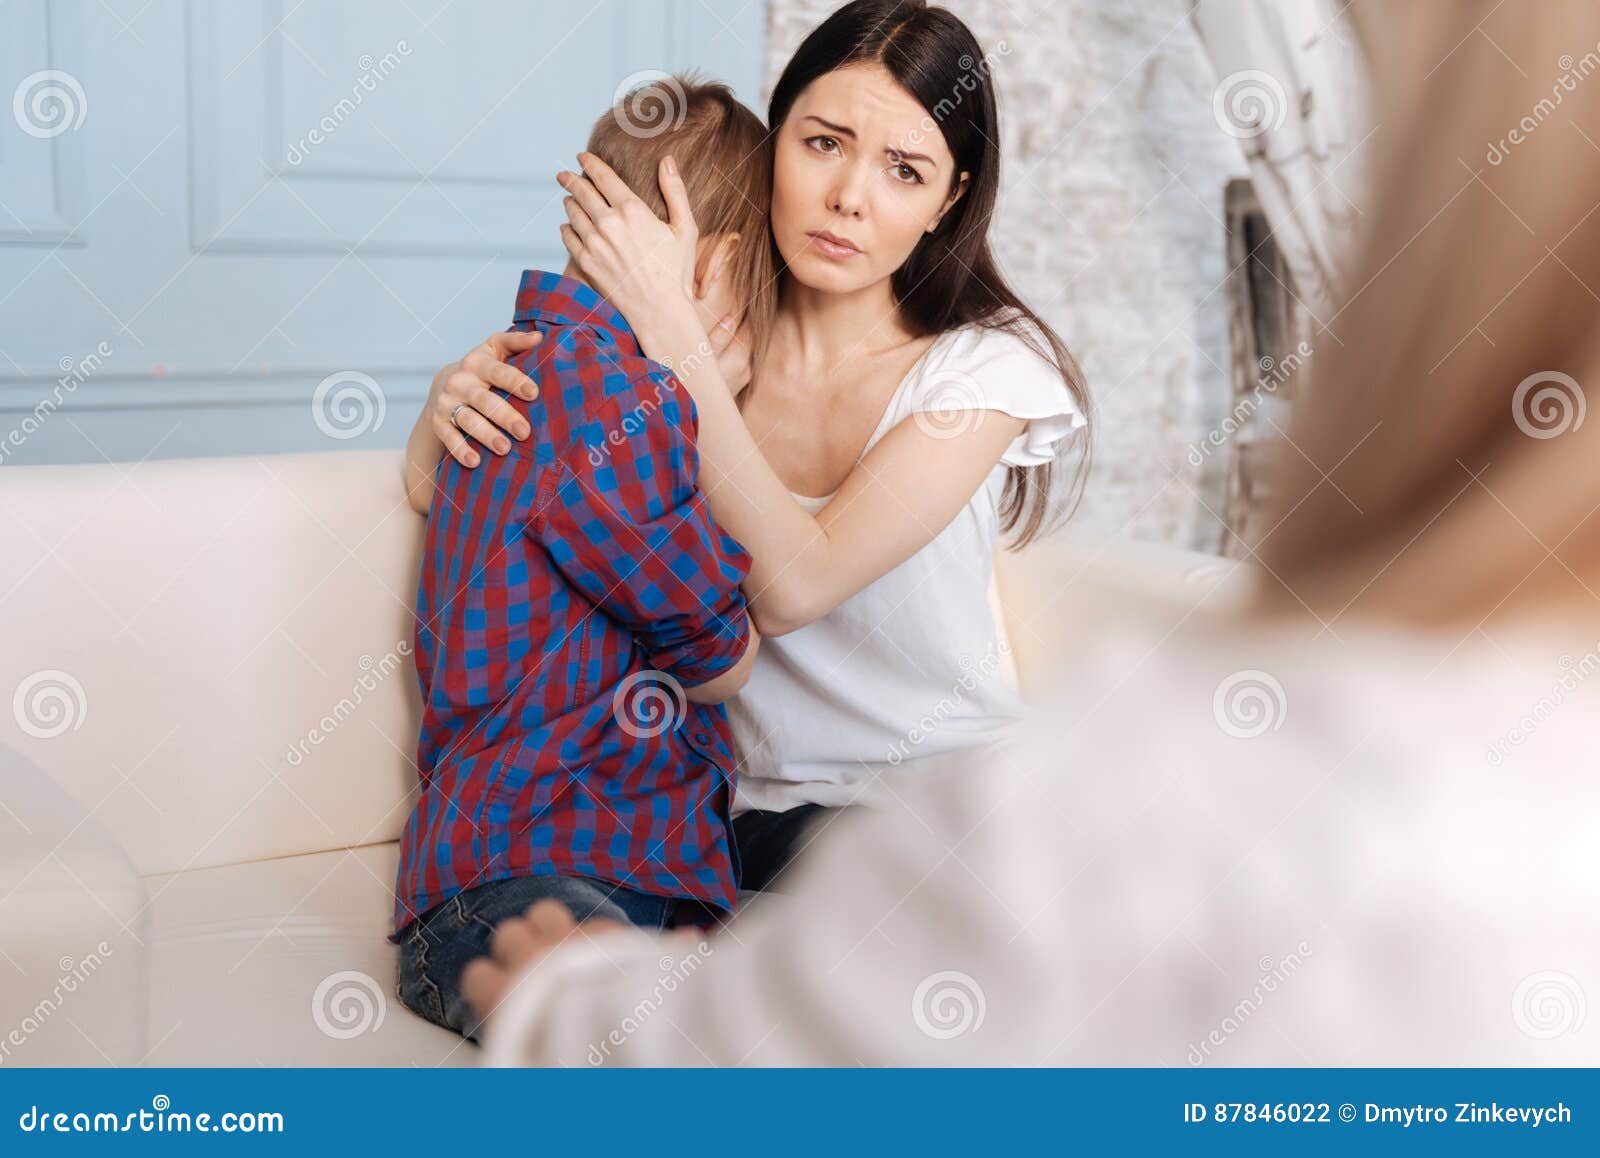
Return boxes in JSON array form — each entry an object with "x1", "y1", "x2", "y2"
[{"x1": 776, "y1": 274, "x2": 911, "y2": 370}]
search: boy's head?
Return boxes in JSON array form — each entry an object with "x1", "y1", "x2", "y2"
[{"x1": 586, "y1": 74, "x2": 775, "y2": 378}]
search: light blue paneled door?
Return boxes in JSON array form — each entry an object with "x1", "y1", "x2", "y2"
[{"x1": 0, "y1": 0, "x2": 767, "y2": 466}]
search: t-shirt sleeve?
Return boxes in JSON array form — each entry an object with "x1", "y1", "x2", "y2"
[{"x1": 906, "y1": 327, "x2": 1087, "y2": 467}]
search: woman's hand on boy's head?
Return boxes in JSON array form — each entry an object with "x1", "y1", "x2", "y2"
[
  {"x1": 558, "y1": 152, "x2": 704, "y2": 350},
  {"x1": 426, "y1": 330, "x2": 541, "y2": 468}
]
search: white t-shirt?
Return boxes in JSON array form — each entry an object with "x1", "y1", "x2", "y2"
[{"x1": 727, "y1": 321, "x2": 1087, "y2": 813}]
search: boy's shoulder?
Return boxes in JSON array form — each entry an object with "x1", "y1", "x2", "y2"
[{"x1": 527, "y1": 324, "x2": 698, "y2": 455}]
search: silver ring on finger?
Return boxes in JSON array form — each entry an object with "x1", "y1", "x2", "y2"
[{"x1": 449, "y1": 402, "x2": 467, "y2": 428}]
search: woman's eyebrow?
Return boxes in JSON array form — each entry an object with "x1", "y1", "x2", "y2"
[{"x1": 803, "y1": 115, "x2": 936, "y2": 167}]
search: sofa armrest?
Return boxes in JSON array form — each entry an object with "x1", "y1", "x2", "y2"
[{"x1": 0, "y1": 744, "x2": 149, "y2": 1065}]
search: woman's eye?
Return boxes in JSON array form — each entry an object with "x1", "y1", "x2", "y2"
[
  {"x1": 807, "y1": 135, "x2": 840, "y2": 155},
  {"x1": 891, "y1": 162, "x2": 923, "y2": 185}
]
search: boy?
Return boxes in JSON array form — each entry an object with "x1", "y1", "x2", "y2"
[{"x1": 393, "y1": 76, "x2": 775, "y2": 1039}]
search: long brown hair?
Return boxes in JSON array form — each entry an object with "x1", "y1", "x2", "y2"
[
  {"x1": 1258, "y1": 0, "x2": 1600, "y2": 625},
  {"x1": 767, "y1": 0, "x2": 1091, "y2": 547}
]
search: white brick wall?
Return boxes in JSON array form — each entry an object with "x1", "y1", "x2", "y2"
[{"x1": 764, "y1": 0, "x2": 1248, "y2": 550}]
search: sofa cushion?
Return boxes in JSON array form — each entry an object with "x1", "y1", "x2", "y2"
[{"x1": 142, "y1": 841, "x2": 472, "y2": 1066}]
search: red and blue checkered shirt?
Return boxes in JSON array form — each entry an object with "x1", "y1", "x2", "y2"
[{"x1": 393, "y1": 271, "x2": 753, "y2": 936}]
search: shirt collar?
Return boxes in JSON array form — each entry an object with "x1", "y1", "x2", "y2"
[{"x1": 510, "y1": 270, "x2": 639, "y2": 355}]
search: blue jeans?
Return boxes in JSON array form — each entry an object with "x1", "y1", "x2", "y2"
[{"x1": 396, "y1": 873, "x2": 674, "y2": 1041}]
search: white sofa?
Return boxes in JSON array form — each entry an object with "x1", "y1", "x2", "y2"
[{"x1": 0, "y1": 449, "x2": 1243, "y2": 1066}]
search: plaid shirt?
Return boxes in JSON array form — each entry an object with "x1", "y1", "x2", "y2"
[{"x1": 393, "y1": 271, "x2": 753, "y2": 936}]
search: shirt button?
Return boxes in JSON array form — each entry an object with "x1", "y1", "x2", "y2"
[{"x1": 693, "y1": 731, "x2": 711, "y2": 745}]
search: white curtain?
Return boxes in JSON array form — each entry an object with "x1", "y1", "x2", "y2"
[{"x1": 1192, "y1": 0, "x2": 1369, "y2": 314}]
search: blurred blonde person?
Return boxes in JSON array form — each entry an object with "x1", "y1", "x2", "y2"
[{"x1": 464, "y1": 0, "x2": 1600, "y2": 1064}]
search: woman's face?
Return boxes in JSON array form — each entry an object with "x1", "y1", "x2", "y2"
[{"x1": 771, "y1": 62, "x2": 969, "y2": 297}]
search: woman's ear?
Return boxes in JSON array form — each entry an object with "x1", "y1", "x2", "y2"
[{"x1": 694, "y1": 231, "x2": 741, "y2": 300}]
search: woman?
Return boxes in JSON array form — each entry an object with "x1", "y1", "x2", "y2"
[
  {"x1": 463, "y1": 0, "x2": 1600, "y2": 1065},
  {"x1": 405, "y1": 0, "x2": 1090, "y2": 883}
]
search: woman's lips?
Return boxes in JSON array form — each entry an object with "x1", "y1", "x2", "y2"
[{"x1": 805, "y1": 230, "x2": 862, "y2": 260}]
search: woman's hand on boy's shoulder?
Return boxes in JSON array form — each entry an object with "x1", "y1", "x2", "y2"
[{"x1": 426, "y1": 330, "x2": 543, "y2": 468}]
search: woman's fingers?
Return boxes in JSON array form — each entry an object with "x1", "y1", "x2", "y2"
[
  {"x1": 558, "y1": 167, "x2": 613, "y2": 226},
  {"x1": 578, "y1": 151, "x2": 640, "y2": 209},
  {"x1": 562, "y1": 194, "x2": 597, "y2": 242},
  {"x1": 461, "y1": 351, "x2": 538, "y2": 413},
  {"x1": 432, "y1": 417, "x2": 481, "y2": 469},
  {"x1": 459, "y1": 958, "x2": 509, "y2": 1020},
  {"x1": 462, "y1": 404, "x2": 513, "y2": 455},
  {"x1": 658, "y1": 154, "x2": 698, "y2": 238}
]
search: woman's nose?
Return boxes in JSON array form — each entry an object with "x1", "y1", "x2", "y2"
[{"x1": 827, "y1": 164, "x2": 869, "y2": 218}]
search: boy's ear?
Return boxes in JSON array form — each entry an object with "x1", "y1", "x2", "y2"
[{"x1": 693, "y1": 232, "x2": 741, "y2": 301}]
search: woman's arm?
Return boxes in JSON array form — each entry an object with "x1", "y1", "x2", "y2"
[
  {"x1": 402, "y1": 331, "x2": 542, "y2": 516},
  {"x1": 559, "y1": 155, "x2": 1025, "y2": 635}
]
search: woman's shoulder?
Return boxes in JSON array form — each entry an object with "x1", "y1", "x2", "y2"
[{"x1": 903, "y1": 316, "x2": 1085, "y2": 466}]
